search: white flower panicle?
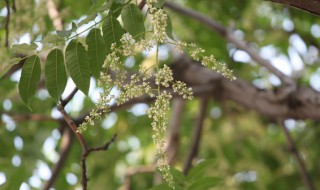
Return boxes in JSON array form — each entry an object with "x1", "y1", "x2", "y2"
[
  {"x1": 176, "y1": 41, "x2": 235, "y2": 80},
  {"x1": 147, "y1": 91, "x2": 175, "y2": 188},
  {"x1": 149, "y1": 8, "x2": 168, "y2": 43}
]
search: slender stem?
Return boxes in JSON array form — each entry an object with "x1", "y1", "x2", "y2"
[{"x1": 278, "y1": 119, "x2": 315, "y2": 190}]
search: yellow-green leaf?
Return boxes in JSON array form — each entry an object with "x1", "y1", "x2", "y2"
[
  {"x1": 45, "y1": 48, "x2": 67, "y2": 102},
  {"x1": 12, "y1": 43, "x2": 38, "y2": 54},
  {"x1": 0, "y1": 57, "x2": 22, "y2": 78},
  {"x1": 65, "y1": 40, "x2": 90, "y2": 95},
  {"x1": 18, "y1": 55, "x2": 41, "y2": 109}
]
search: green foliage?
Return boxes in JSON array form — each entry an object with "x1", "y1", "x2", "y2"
[
  {"x1": 151, "y1": 160, "x2": 222, "y2": 189},
  {"x1": 18, "y1": 55, "x2": 41, "y2": 109},
  {"x1": 0, "y1": 57, "x2": 22, "y2": 78},
  {"x1": 65, "y1": 39, "x2": 91, "y2": 95},
  {"x1": 45, "y1": 48, "x2": 67, "y2": 102},
  {"x1": 11, "y1": 43, "x2": 38, "y2": 54},
  {"x1": 121, "y1": 4, "x2": 145, "y2": 40},
  {"x1": 86, "y1": 28, "x2": 107, "y2": 78},
  {"x1": 102, "y1": 13, "x2": 125, "y2": 53}
]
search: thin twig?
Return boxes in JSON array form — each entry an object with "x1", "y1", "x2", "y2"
[
  {"x1": 6, "y1": 113, "x2": 57, "y2": 122},
  {"x1": 81, "y1": 133, "x2": 118, "y2": 190},
  {"x1": 4, "y1": 0, "x2": 10, "y2": 47},
  {"x1": 86, "y1": 133, "x2": 118, "y2": 154},
  {"x1": 60, "y1": 87, "x2": 78, "y2": 107},
  {"x1": 43, "y1": 128, "x2": 74, "y2": 190},
  {"x1": 278, "y1": 119, "x2": 315, "y2": 190},
  {"x1": 183, "y1": 97, "x2": 208, "y2": 175}
]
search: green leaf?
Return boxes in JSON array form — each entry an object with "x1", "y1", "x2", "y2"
[
  {"x1": 86, "y1": 28, "x2": 107, "y2": 78},
  {"x1": 65, "y1": 40, "x2": 91, "y2": 95},
  {"x1": 186, "y1": 159, "x2": 217, "y2": 182},
  {"x1": 154, "y1": 0, "x2": 165, "y2": 8},
  {"x1": 78, "y1": 13, "x2": 98, "y2": 26},
  {"x1": 0, "y1": 57, "x2": 22, "y2": 78},
  {"x1": 187, "y1": 177, "x2": 222, "y2": 190},
  {"x1": 110, "y1": 1, "x2": 123, "y2": 18},
  {"x1": 171, "y1": 168, "x2": 186, "y2": 184},
  {"x1": 102, "y1": 13, "x2": 124, "y2": 53},
  {"x1": 56, "y1": 22, "x2": 77, "y2": 38},
  {"x1": 41, "y1": 34, "x2": 65, "y2": 44},
  {"x1": 166, "y1": 13, "x2": 174, "y2": 39},
  {"x1": 18, "y1": 55, "x2": 41, "y2": 109},
  {"x1": 45, "y1": 48, "x2": 67, "y2": 102},
  {"x1": 11, "y1": 43, "x2": 38, "y2": 54},
  {"x1": 121, "y1": 4, "x2": 145, "y2": 40}
]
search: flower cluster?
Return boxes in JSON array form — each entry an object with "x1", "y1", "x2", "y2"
[
  {"x1": 155, "y1": 65, "x2": 173, "y2": 87},
  {"x1": 117, "y1": 74, "x2": 154, "y2": 105},
  {"x1": 147, "y1": 91, "x2": 175, "y2": 188},
  {"x1": 176, "y1": 41, "x2": 235, "y2": 80},
  {"x1": 202, "y1": 55, "x2": 235, "y2": 80},
  {"x1": 172, "y1": 81, "x2": 193, "y2": 100},
  {"x1": 149, "y1": 8, "x2": 168, "y2": 43},
  {"x1": 120, "y1": 33, "x2": 136, "y2": 56}
]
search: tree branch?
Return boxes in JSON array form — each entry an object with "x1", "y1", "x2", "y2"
[
  {"x1": 278, "y1": 119, "x2": 315, "y2": 190},
  {"x1": 60, "y1": 87, "x2": 78, "y2": 107},
  {"x1": 183, "y1": 97, "x2": 208, "y2": 175},
  {"x1": 266, "y1": 0, "x2": 320, "y2": 16},
  {"x1": 47, "y1": 0, "x2": 63, "y2": 30},
  {"x1": 43, "y1": 128, "x2": 74, "y2": 190},
  {"x1": 171, "y1": 56, "x2": 320, "y2": 121},
  {"x1": 4, "y1": 0, "x2": 10, "y2": 47},
  {"x1": 164, "y1": 1, "x2": 296, "y2": 100},
  {"x1": 166, "y1": 98, "x2": 185, "y2": 164}
]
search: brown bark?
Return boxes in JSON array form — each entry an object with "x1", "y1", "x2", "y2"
[
  {"x1": 171, "y1": 57, "x2": 320, "y2": 121},
  {"x1": 266, "y1": 0, "x2": 320, "y2": 16}
]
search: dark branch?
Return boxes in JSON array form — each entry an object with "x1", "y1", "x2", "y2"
[
  {"x1": 4, "y1": 0, "x2": 10, "y2": 47},
  {"x1": 43, "y1": 128, "x2": 74, "y2": 190},
  {"x1": 60, "y1": 87, "x2": 78, "y2": 107},
  {"x1": 183, "y1": 97, "x2": 208, "y2": 175},
  {"x1": 166, "y1": 98, "x2": 185, "y2": 164},
  {"x1": 278, "y1": 119, "x2": 315, "y2": 190},
  {"x1": 87, "y1": 133, "x2": 117, "y2": 154},
  {"x1": 266, "y1": 0, "x2": 320, "y2": 16}
]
